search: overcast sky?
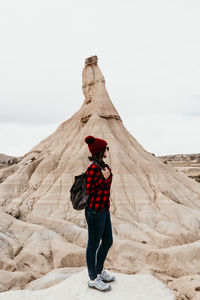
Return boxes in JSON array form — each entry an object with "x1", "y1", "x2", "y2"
[{"x1": 0, "y1": 0, "x2": 200, "y2": 157}]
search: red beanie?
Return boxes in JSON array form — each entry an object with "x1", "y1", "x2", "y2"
[{"x1": 85, "y1": 136, "x2": 107, "y2": 156}]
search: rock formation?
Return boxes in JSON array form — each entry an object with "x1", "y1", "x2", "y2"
[{"x1": 0, "y1": 55, "x2": 200, "y2": 299}]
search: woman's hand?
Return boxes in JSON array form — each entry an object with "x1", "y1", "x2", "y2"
[{"x1": 101, "y1": 167, "x2": 110, "y2": 179}]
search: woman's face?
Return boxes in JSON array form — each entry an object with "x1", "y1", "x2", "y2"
[{"x1": 103, "y1": 146, "x2": 109, "y2": 158}]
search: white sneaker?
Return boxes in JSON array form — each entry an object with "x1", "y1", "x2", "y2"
[
  {"x1": 88, "y1": 276, "x2": 111, "y2": 291},
  {"x1": 98, "y1": 270, "x2": 116, "y2": 282}
]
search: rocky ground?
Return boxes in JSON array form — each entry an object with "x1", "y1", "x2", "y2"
[{"x1": 0, "y1": 269, "x2": 176, "y2": 300}]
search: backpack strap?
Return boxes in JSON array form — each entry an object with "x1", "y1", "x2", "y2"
[{"x1": 89, "y1": 161, "x2": 104, "y2": 170}]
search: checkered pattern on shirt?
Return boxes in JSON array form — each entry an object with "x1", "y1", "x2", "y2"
[{"x1": 86, "y1": 163, "x2": 112, "y2": 212}]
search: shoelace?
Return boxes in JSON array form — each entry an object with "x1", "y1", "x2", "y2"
[
  {"x1": 101, "y1": 271, "x2": 112, "y2": 280},
  {"x1": 95, "y1": 277, "x2": 107, "y2": 289}
]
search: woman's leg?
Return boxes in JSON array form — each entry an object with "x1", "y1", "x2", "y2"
[
  {"x1": 96, "y1": 210, "x2": 113, "y2": 275},
  {"x1": 85, "y1": 208, "x2": 107, "y2": 280}
]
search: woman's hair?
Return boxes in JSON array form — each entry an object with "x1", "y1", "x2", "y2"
[{"x1": 88, "y1": 148, "x2": 106, "y2": 163}]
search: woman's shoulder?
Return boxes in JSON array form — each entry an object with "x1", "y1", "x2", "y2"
[{"x1": 87, "y1": 162, "x2": 101, "y2": 172}]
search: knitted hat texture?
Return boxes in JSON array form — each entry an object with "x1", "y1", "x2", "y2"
[{"x1": 85, "y1": 136, "x2": 107, "y2": 156}]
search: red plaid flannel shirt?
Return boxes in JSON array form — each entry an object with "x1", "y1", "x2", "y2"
[{"x1": 86, "y1": 163, "x2": 112, "y2": 212}]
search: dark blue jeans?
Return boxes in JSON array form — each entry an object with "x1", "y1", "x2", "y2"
[{"x1": 85, "y1": 207, "x2": 113, "y2": 280}]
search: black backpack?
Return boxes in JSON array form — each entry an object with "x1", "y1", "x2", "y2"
[
  {"x1": 70, "y1": 172, "x2": 89, "y2": 210},
  {"x1": 70, "y1": 162, "x2": 104, "y2": 210}
]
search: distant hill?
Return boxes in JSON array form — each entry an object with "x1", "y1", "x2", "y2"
[
  {"x1": 0, "y1": 153, "x2": 23, "y2": 169},
  {"x1": 158, "y1": 153, "x2": 200, "y2": 183}
]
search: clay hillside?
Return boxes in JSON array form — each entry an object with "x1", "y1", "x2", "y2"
[{"x1": 0, "y1": 55, "x2": 200, "y2": 299}]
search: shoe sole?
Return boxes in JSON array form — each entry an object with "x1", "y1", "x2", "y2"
[{"x1": 88, "y1": 284, "x2": 112, "y2": 292}]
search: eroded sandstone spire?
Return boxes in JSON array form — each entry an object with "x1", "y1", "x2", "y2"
[
  {"x1": 81, "y1": 55, "x2": 121, "y2": 124},
  {"x1": 0, "y1": 57, "x2": 200, "y2": 297}
]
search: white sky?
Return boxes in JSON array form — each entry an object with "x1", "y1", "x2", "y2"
[{"x1": 0, "y1": 0, "x2": 200, "y2": 157}]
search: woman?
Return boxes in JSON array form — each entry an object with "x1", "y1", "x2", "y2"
[{"x1": 84, "y1": 135, "x2": 115, "y2": 292}]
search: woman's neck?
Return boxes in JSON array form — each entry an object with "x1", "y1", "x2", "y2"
[{"x1": 98, "y1": 160, "x2": 106, "y2": 167}]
